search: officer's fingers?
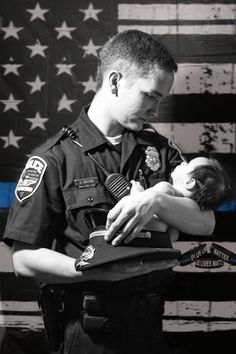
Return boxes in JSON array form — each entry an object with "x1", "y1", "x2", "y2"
[
  {"x1": 111, "y1": 217, "x2": 140, "y2": 246},
  {"x1": 111, "y1": 233, "x2": 124, "y2": 246},
  {"x1": 105, "y1": 203, "x2": 123, "y2": 230},
  {"x1": 105, "y1": 211, "x2": 130, "y2": 242},
  {"x1": 123, "y1": 224, "x2": 144, "y2": 244}
]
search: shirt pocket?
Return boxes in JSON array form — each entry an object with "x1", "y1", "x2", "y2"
[{"x1": 62, "y1": 183, "x2": 114, "y2": 211}]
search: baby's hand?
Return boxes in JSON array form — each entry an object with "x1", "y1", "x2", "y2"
[{"x1": 130, "y1": 180, "x2": 144, "y2": 195}]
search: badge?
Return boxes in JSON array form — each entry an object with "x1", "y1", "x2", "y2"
[
  {"x1": 145, "y1": 146, "x2": 161, "y2": 172},
  {"x1": 15, "y1": 156, "x2": 47, "y2": 202},
  {"x1": 77, "y1": 245, "x2": 96, "y2": 268}
]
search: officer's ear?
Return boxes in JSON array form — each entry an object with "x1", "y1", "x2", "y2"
[
  {"x1": 109, "y1": 71, "x2": 122, "y2": 96},
  {"x1": 185, "y1": 178, "x2": 196, "y2": 191}
]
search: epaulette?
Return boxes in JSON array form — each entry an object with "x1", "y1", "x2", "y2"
[{"x1": 36, "y1": 127, "x2": 67, "y2": 153}]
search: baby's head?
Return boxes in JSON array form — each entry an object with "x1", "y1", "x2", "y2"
[{"x1": 171, "y1": 157, "x2": 231, "y2": 210}]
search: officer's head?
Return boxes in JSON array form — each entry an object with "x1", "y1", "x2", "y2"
[
  {"x1": 95, "y1": 30, "x2": 177, "y2": 132},
  {"x1": 96, "y1": 30, "x2": 178, "y2": 90}
]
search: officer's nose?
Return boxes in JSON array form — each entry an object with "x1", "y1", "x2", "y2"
[
  {"x1": 147, "y1": 99, "x2": 161, "y2": 120},
  {"x1": 147, "y1": 111, "x2": 158, "y2": 121}
]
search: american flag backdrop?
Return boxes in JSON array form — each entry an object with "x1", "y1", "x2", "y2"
[{"x1": 0, "y1": 1, "x2": 236, "y2": 353}]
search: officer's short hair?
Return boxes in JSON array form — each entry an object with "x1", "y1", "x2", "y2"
[
  {"x1": 189, "y1": 158, "x2": 231, "y2": 210},
  {"x1": 96, "y1": 30, "x2": 178, "y2": 89}
]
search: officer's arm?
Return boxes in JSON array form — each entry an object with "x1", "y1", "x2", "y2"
[
  {"x1": 12, "y1": 241, "x2": 86, "y2": 284},
  {"x1": 105, "y1": 189, "x2": 215, "y2": 245}
]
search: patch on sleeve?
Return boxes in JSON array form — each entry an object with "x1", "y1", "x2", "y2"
[{"x1": 15, "y1": 156, "x2": 47, "y2": 202}]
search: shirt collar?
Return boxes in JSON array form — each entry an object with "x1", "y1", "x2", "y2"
[
  {"x1": 72, "y1": 106, "x2": 155, "y2": 152},
  {"x1": 72, "y1": 105, "x2": 108, "y2": 152},
  {"x1": 124, "y1": 125, "x2": 158, "y2": 147}
]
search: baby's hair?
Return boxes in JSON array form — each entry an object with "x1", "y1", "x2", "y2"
[{"x1": 189, "y1": 158, "x2": 231, "y2": 210}]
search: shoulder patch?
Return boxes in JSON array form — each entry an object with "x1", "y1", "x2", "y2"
[{"x1": 15, "y1": 156, "x2": 47, "y2": 202}]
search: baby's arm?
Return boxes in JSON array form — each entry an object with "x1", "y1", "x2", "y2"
[{"x1": 151, "y1": 181, "x2": 177, "y2": 196}]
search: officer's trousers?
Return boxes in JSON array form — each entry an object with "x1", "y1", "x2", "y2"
[{"x1": 47, "y1": 269, "x2": 175, "y2": 354}]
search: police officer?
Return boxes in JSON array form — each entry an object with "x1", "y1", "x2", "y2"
[{"x1": 3, "y1": 30, "x2": 215, "y2": 354}]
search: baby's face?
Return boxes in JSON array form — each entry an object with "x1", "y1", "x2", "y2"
[{"x1": 171, "y1": 157, "x2": 210, "y2": 185}]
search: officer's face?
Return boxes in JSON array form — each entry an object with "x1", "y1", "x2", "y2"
[{"x1": 112, "y1": 66, "x2": 174, "y2": 132}]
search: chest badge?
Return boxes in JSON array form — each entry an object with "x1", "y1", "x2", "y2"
[
  {"x1": 77, "y1": 245, "x2": 96, "y2": 268},
  {"x1": 145, "y1": 146, "x2": 161, "y2": 172}
]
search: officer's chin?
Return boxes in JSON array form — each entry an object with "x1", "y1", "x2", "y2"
[{"x1": 128, "y1": 122, "x2": 144, "y2": 132}]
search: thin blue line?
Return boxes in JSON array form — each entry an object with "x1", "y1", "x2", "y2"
[{"x1": 0, "y1": 182, "x2": 16, "y2": 208}]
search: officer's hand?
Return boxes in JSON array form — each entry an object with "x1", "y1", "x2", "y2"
[{"x1": 105, "y1": 189, "x2": 157, "y2": 246}]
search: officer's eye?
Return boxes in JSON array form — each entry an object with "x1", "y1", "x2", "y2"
[{"x1": 144, "y1": 92, "x2": 155, "y2": 100}]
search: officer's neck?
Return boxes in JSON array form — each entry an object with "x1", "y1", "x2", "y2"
[{"x1": 88, "y1": 92, "x2": 124, "y2": 137}]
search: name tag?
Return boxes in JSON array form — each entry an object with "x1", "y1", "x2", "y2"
[{"x1": 74, "y1": 177, "x2": 98, "y2": 189}]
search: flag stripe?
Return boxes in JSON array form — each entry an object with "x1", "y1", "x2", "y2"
[
  {"x1": 2, "y1": 299, "x2": 236, "y2": 319},
  {"x1": 171, "y1": 64, "x2": 236, "y2": 94},
  {"x1": 158, "y1": 35, "x2": 236, "y2": 63},
  {"x1": 118, "y1": 24, "x2": 236, "y2": 35},
  {"x1": 158, "y1": 95, "x2": 236, "y2": 123},
  {"x1": 0, "y1": 314, "x2": 43, "y2": 330},
  {"x1": 118, "y1": 3, "x2": 236, "y2": 21},
  {"x1": 153, "y1": 123, "x2": 235, "y2": 153},
  {"x1": 0, "y1": 301, "x2": 39, "y2": 312},
  {"x1": 1, "y1": 300, "x2": 236, "y2": 332},
  {"x1": 1, "y1": 316, "x2": 236, "y2": 333},
  {"x1": 165, "y1": 300, "x2": 236, "y2": 319},
  {"x1": 163, "y1": 319, "x2": 236, "y2": 332}
]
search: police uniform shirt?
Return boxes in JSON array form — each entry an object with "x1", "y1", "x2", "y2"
[{"x1": 3, "y1": 105, "x2": 183, "y2": 259}]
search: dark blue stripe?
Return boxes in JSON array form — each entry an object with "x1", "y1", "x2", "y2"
[
  {"x1": 217, "y1": 200, "x2": 236, "y2": 212},
  {"x1": 0, "y1": 182, "x2": 16, "y2": 208}
]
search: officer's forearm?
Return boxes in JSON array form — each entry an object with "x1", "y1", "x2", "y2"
[
  {"x1": 152, "y1": 192, "x2": 215, "y2": 235},
  {"x1": 12, "y1": 241, "x2": 90, "y2": 284}
]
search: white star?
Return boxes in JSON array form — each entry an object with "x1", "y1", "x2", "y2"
[
  {"x1": 58, "y1": 94, "x2": 76, "y2": 112},
  {"x1": 83, "y1": 39, "x2": 101, "y2": 57},
  {"x1": 80, "y1": 75, "x2": 97, "y2": 93},
  {"x1": 55, "y1": 21, "x2": 76, "y2": 39},
  {"x1": 27, "y1": 3, "x2": 49, "y2": 22},
  {"x1": 55, "y1": 63, "x2": 75, "y2": 76},
  {"x1": 1, "y1": 21, "x2": 23, "y2": 39},
  {"x1": 0, "y1": 130, "x2": 23, "y2": 149},
  {"x1": 79, "y1": 3, "x2": 103, "y2": 21},
  {"x1": 27, "y1": 39, "x2": 48, "y2": 58},
  {"x1": 0, "y1": 94, "x2": 23, "y2": 112},
  {"x1": 26, "y1": 112, "x2": 48, "y2": 130},
  {"x1": 2, "y1": 58, "x2": 22, "y2": 76},
  {"x1": 26, "y1": 75, "x2": 46, "y2": 93}
]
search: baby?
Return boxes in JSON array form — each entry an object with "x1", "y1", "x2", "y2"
[{"x1": 131, "y1": 157, "x2": 230, "y2": 241}]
